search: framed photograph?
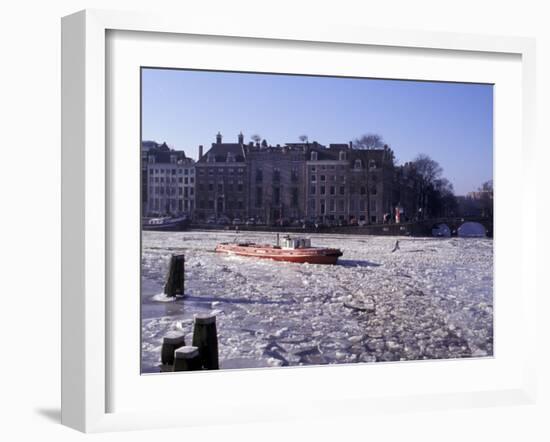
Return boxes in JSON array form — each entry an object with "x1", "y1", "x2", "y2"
[{"x1": 61, "y1": 9, "x2": 537, "y2": 432}]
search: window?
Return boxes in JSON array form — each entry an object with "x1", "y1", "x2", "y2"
[
  {"x1": 273, "y1": 168, "x2": 281, "y2": 182},
  {"x1": 320, "y1": 200, "x2": 326, "y2": 215},
  {"x1": 311, "y1": 174, "x2": 316, "y2": 182},
  {"x1": 184, "y1": 169, "x2": 189, "y2": 175},
  {"x1": 217, "y1": 184, "x2": 223, "y2": 193},
  {"x1": 208, "y1": 183, "x2": 214, "y2": 191},
  {"x1": 320, "y1": 185, "x2": 326, "y2": 195},
  {"x1": 237, "y1": 184, "x2": 243, "y2": 192},
  {"x1": 184, "y1": 177, "x2": 188, "y2": 184},
  {"x1": 339, "y1": 186, "x2": 345, "y2": 195},
  {"x1": 273, "y1": 187, "x2": 280, "y2": 205},
  {"x1": 330, "y1": 186, "x2": 335, "y2": 195},
  {"x1": 360, "y1": 186, "x2": 366, "y2": 195},
  {"x1": 338, "y1": 200, "x2": 345, "y2": 211},
  {"x1": 354, "y1": 159, "x2": 362, "y2": 169},
  {"x1": 371, "y1": 186, "x2": 377, "y2": 195},
  {"x1": 310, "y1": 185, "x2": 316, "y2": 195},
  {"x1": 291, "y1": 168, "x2": 298, "y2": 183},
  {"x1": 256, "y1": 169, "x2": 263, "y2": 182},
  {"x1": 339, "y1": 151, "x2": 346, "y2": 161},
  {"x1": 255, "y1": 187, "x2": 263, "y2": 207},
  {"x1": 291, "y1": 188, "x2": 299, "y2": 208},
  {"x1": 329, "y1": 199, "x2": 335, "y2": 212},
  {"x1": 310, "y1": 151, "x2": 318, "y2": 161},
  {"x1": 320, "y1": 175, "x2": 326, "y2": 181},
  {"x1": 308, "y1": 199, "x2": 316, "y2": 211}
]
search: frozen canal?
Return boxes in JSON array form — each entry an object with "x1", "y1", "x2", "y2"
[{"x1": 141, "y1": 230, "x2": 493, "y2": 373}]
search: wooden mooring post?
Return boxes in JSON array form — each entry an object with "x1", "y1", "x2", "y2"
[
  {"x1": 173, "y1": 346, "x2": 202, "y2": 372},
  {"x1": 160, "y1": 331, "x2": 186, "y2": 365},
  {"x1": 192, "y1": 313, "x2": 219, "y2": 370},
  {"x1": 164, "y1": 254, "x2": 185, "y2": 297}
]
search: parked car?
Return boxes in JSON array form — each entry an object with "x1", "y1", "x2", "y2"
[
  {"x1": 206, "y1": 215, "x2": 217, "y2": 224},
  {"x1": 218, "y1": 216, "x2": 231, "y2": 225},
  {"x1": 245, "y1": 218, "x2": 256, "y2": 226},
  {"x1": 232, "y1": 218, "x2": 242, "y2": 226}
]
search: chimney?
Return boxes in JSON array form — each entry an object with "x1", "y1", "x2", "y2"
[
  {"x1": 216, "y1": 132, "x2": 222, "y2": 144},
  {"x1": 238, "y1": 132, "x2": 244, "y2": 144},
  {"x1": 349, "y1": 141, "x2": 353, "y2": 149},
  {"x1": 198, "y1": 145, "x2": 203, "y2": 160}
]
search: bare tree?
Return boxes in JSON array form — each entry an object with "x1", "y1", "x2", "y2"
[
  {"x1": 479, "y1": 180, "x2": 493, "y2": 193},
  {"x1": 478, "y1": 180, "x2": 493, "y2": 217},
  {"x1": 299, "y1": 134, "x2": 309, "y2": 144},
  {"x1": 251, "y1": 134, "x2": 261, "y2": 144},
  {"x1": 412, "y1": 154, "x2": 443, "y2": 219},
  {"x1": 353, "y1": 133, "x2": 385, "y2": 149}
]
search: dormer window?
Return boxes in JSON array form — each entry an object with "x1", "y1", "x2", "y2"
[
  {"x1": 207, "y1": 153, "x2": 215, "y2": 163},
  {"x1": 148, "y1": 155, "x2": 155, "y2": 164},
  {"x1": 339, "y1": 151, "x2": 346, "y2": 161},
  {"x1": 226, "y1": 152, "x2": 235, "y2": 162},
  {"x1": 310, "y1": 151, "x2": 318, "y2": 161},
  {"x1": 354, "y1": 159, "x2": 362, "y2": 169},
  {"x1": 369, "y1": 160, "x2": 377, "y2": 169}
]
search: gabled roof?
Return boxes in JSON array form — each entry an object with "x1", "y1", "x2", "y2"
[{"x1": 198, "y1": 143, "x2": 246, "y2": 163}]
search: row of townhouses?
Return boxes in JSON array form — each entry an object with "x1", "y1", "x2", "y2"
[{"x1": 143, "y1": 133, "x2": 403, "y2": 224}]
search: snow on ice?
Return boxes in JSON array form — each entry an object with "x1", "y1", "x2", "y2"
[{"x1": 141, "y1": 230, "x2": 493, "y2": 373}]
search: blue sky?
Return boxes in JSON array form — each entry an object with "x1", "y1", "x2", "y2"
[{"x1": 142, "y1": 68, "x2": 493, "y2": 195}]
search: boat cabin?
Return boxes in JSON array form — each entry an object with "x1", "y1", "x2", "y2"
[{"x1": 281, "y1": 236, "x2": 311, "y2": 249}]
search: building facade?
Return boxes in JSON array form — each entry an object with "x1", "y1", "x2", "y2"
[
  {"x1": 144, "y1": 142, "x2": 195, "y2": 217},
  {"x1": 194, "y1": 132, "x2": 248, "y2": 221},
  {"x1": 167, "y1": 132, "x2": 398, "y2": 224},
  {"x1": 246, "y1": 143, "x2": 307, "y2": 224},
  {"x1": 305, "y1": 143, "x2": 395, "y2": 224}
]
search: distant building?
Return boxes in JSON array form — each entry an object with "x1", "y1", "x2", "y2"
[
  {"x1": 305, "y1": 143, "x2": 395, "y2": 224},
  {"x1": 194, "y1": 132, "x2": 248, "y2": 221},
  {"x1": 144, "y1": 142, "x2": 195, "y2": 217},
  {"x1": 247, "y1": 141, "x2": 307, "y2": 224},
  {"x1": 191, "y1": 133, "x2": 397, "y2": 224}
]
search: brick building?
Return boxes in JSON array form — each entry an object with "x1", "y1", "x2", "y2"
[
  {"x1": 305, "y1": 143, "x2": 395, "y2": 224},
  {"x1": 194, "y1": 132, "x2": 248, "y2": 221},
  {"x1": 189, "y1": 132, "x2": 397, "y2": 224},
  {"x1": 246, "y1": 142, "x2": 307, "y2": 224}
]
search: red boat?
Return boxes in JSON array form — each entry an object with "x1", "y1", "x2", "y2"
[{"x1": 215, "y1": 235, "x2": 343, "y2": 264}]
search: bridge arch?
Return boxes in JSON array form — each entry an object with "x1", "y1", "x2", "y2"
[
  {"x1": 457, "y1": 221, "x2": 487, "y2": 238},
  {"x1": 431, "y1": 223, "x2": 451, "y2": 237}
]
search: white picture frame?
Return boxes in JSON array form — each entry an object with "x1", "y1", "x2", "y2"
[{"x1": 61, "y1": 9, "x2": 537, "y2": 433}]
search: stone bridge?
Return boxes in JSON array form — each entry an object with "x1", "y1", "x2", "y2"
[{"x1": 335, "y1": 217, "x2": 493, "y2": 237}]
